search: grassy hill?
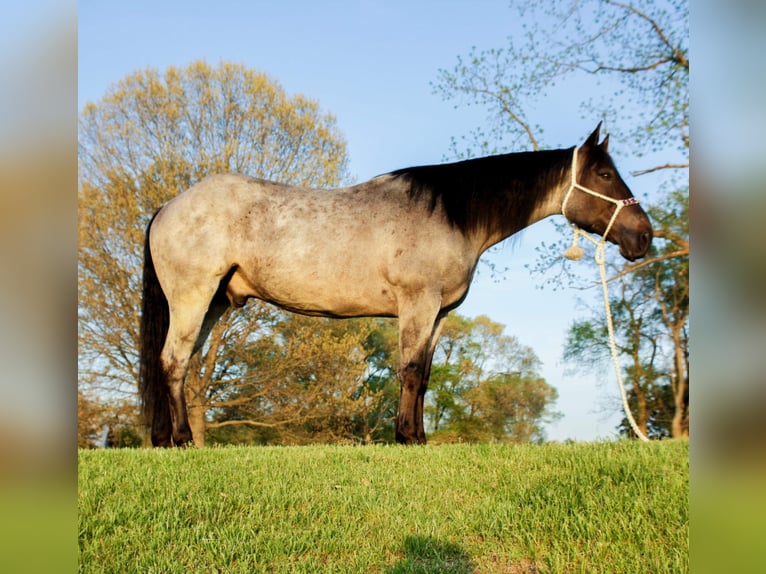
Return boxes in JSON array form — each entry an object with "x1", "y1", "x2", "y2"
[{"x1": 79, "y1": 440, "x2": 688, "y2": 572}]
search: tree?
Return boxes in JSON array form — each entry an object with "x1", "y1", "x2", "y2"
[
  {"x1": 78, "y1": 390, "x2": 142, "y2": 448},
  {"x1": 647, "y1": 189, "x2": 689, "y2": 437},
  {"x1": 433, "y1": 0, "x2": 689, "y2": 438},
  {"x1": 425, "y1": 314, "x2": 560, "y2": 443},
  {"x1": 434, "y1": 0, "x2": 688, "y2": 164},
  {"x1": 78, "y1": 61, "x2": 349, "y2": 445},
  {"x1": 205, "y1": 315, "x2": 399, "y2": 445},
  {"x1": 464, "y1": 373, "x2": 560, "y2": 443},
  {"x1": 78, "y1": 390, "x2": 101, "y2": 449}
]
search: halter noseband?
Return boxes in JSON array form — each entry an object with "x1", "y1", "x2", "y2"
[{"x1": 561, "y1": 147, "x2": 640, "y2": 245}]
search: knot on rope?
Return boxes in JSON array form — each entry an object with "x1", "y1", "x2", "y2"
[{"x1": 563, "y1": 227, "x2": 585, "y2": 261}]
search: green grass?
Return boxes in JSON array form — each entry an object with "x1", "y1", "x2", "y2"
[{"x1": 79, "y1": 441, "x2": 688, "y2": 573}]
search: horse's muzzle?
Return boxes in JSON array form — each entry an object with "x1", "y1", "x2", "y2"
[{"x1": 617, "y1": 228, "x2": 653, "y2": 261}]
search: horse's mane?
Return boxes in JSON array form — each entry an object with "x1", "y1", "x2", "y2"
[{"x1": 390, "y1": 148, "x2": 573, "y2": 236}]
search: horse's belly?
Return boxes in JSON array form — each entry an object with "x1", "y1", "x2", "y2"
[
  {"x1": 227, "y1": 217, "x2": 477, "y2": 318},
  {"x1": 227, "y1": 265, "x2": 398, "y2": 318}
]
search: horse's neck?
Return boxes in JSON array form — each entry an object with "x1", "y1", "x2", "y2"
[
  {"x1": 475, "y1": 179, "x2": 568, "y2": 254},
  {"x1": 525, "y1": 180, "x2": 569, "y2": 227}
]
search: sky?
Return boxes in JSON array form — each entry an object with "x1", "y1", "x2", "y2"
[{"x1": 77, "y1": 0, "x2": 663, "y2": 442}]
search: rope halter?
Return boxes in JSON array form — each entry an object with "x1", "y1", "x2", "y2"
[{"x1": 561, "y1": 147, "x2": 640, "y2": 260}]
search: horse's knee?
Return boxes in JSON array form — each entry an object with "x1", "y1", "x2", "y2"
[{"x1": 400, "y1": 361, "x2": 425, "y2": 390}]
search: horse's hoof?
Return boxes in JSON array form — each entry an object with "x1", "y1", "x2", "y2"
[
  {"x1": 395, "y1": 431, "x2": 425, "y2": 445},
  {"x1": 173, "y1": 431, "x2": 195, "y2": 448},
  {"x1": 151, "y1": 435, "x2": 173, "y2": 448}
]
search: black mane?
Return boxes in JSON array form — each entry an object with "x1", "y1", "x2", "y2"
[{"x1": 390, "y1": 148, "x2": 573, "y2": 236}]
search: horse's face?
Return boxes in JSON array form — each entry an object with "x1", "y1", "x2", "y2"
[{"x1": 566, "y1": 126, "x2": 653, "y2": 261}]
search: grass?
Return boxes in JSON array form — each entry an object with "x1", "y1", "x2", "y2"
[{"x1": 79, "y1": 440, "x2": 688, "y2": 573}]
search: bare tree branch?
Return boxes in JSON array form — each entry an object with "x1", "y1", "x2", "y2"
[
  {"x1": 588, "y1": 56, "x2": 676, "y2": 75},
  {"x1": 207, "y1": 417, "x2": 305, "y2": 429},
  {"x1": 653, "y1": 229, "x2": 689, "y2": 251},
  {"x1": 631, "y1": 162, "x2": 689, "y2": 176},
  {"x1": 605, "y1": 0, "x2": 689, "y2": 69},
  {"x1": 605, "y1": 249, "x2": 688, "y2": 284}
]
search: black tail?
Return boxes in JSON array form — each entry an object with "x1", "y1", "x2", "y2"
[{"x1": 139, "y1": 211, "x2": 171, "y2": 446}]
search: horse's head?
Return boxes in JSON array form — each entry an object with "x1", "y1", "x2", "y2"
[{"x1": 562, "y1": 123, "x2": 653, "y2": 261}]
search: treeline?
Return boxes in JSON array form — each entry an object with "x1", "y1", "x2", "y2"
[{"x1": 78, "y1": 312, "x2": 560, "y2": 447}]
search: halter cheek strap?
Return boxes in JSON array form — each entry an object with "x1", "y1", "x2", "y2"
[{"x1": 561, "y1": 147, "x2": 640, "y2": 247}]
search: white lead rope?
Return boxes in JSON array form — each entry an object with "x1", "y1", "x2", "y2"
[{"x1": 562, "y1": 148, "x2": 650, "y2": 443}]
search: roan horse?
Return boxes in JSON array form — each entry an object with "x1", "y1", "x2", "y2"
[{"x1": 139, "y1": 123, "x2": 652, "y2": 446}]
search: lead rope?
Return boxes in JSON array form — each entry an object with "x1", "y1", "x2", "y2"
[
  {"x1": 565, "y1": 227, "x2": 650, "y2": 442},
  {"x1": 562, "y1": 148, "x2": 650, "y2": 442}
]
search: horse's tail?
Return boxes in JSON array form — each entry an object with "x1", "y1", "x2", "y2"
[{"x1": 139, "y1": 210, "x2": 170, "y2": 445}]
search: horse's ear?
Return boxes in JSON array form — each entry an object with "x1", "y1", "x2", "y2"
[
  {"x1": 582, "y1": 121, "x2": 603, "y2": 149},
  {"x1": 600, "y1": 133, "x2": 610, "y2": 152}
]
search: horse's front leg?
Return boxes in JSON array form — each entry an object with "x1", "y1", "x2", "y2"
[
  {"x1": 396, "y1": 354, "x2": 427, "y2": 444},
  {"x1": 396, "y1": 294, "x2": 443, "y2": 445}
]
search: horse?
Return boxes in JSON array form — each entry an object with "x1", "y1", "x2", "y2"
[{"x1": 139, "y1": 123, "x2": 652, "y2": 447}]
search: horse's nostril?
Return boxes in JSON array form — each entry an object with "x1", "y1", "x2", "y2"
[{"x1": 640, "y1": 231, "x2": 652, "y2": 251}]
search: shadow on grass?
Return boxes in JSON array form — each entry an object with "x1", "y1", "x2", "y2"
[{"x1": 386, "y1": 535, "x2": 474, "y2": 573}]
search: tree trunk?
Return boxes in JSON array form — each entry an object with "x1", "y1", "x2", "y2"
[
  {"x1": 184, "y1": 315, "x2": 228, "y2": 447},
  {"x1": 670, "y1": 324, "x2": 689, "y2": 438},
  {"x1": 188, "y1": 403, "x2": 207, "y2": 447},
  {"x1": 634, "y1": 383, "x2": 648, "y2": 438},
  {"x1": 629, "y1": 319, "x2": 649, "y2": 439}
]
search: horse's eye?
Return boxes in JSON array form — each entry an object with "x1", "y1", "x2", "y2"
[{"x1": 598, "y1": 171, "x2": 612, "y2": 180}]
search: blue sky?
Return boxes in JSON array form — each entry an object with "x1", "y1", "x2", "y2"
[{"x1": 78, "y1": 0, "x2": 657, "y2": 441}]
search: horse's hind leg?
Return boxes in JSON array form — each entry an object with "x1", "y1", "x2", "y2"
[
  {"x1": 193, "y1": 290, "x2": 230, "y2": 356},
  {"x1": 162, "y1": 289, "x2": 219, "y2": 446}
]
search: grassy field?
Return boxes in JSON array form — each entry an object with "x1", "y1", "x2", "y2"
[{"x1": 79, "y1": 441, "x2": 688, "y2": 573}]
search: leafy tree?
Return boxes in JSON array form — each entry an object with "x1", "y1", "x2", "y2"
[
  {"x1": 78, "y1": 61, "x2": 349, "y2": 445},
  {"x1": 426, "y1": 314, "x2": 560, "y2": 443},
  {"x1": 78, "y1": 390, "x2": 101, "y2": 449},
  {"x1": 647, "y1": 189, "x2": 689, "y2": 437},
  {"x1": 464, "y1": 373, "x2": 560, "y2": 443},
  {"x1": 78, "y1": 390, "x2": 142, "y2": 448},
  {"x1": 433, "y1": 0, "x2": 689, "y2": 438},
  {"x1": 204, "y1": 310, "x2": 558, "y2": 446},
  {"x1": 355, "y1": 318, "x2": 401, "y2": 443},
  {"x1": 206, "y1": 316, "x2": 398, "y2": 445}
]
